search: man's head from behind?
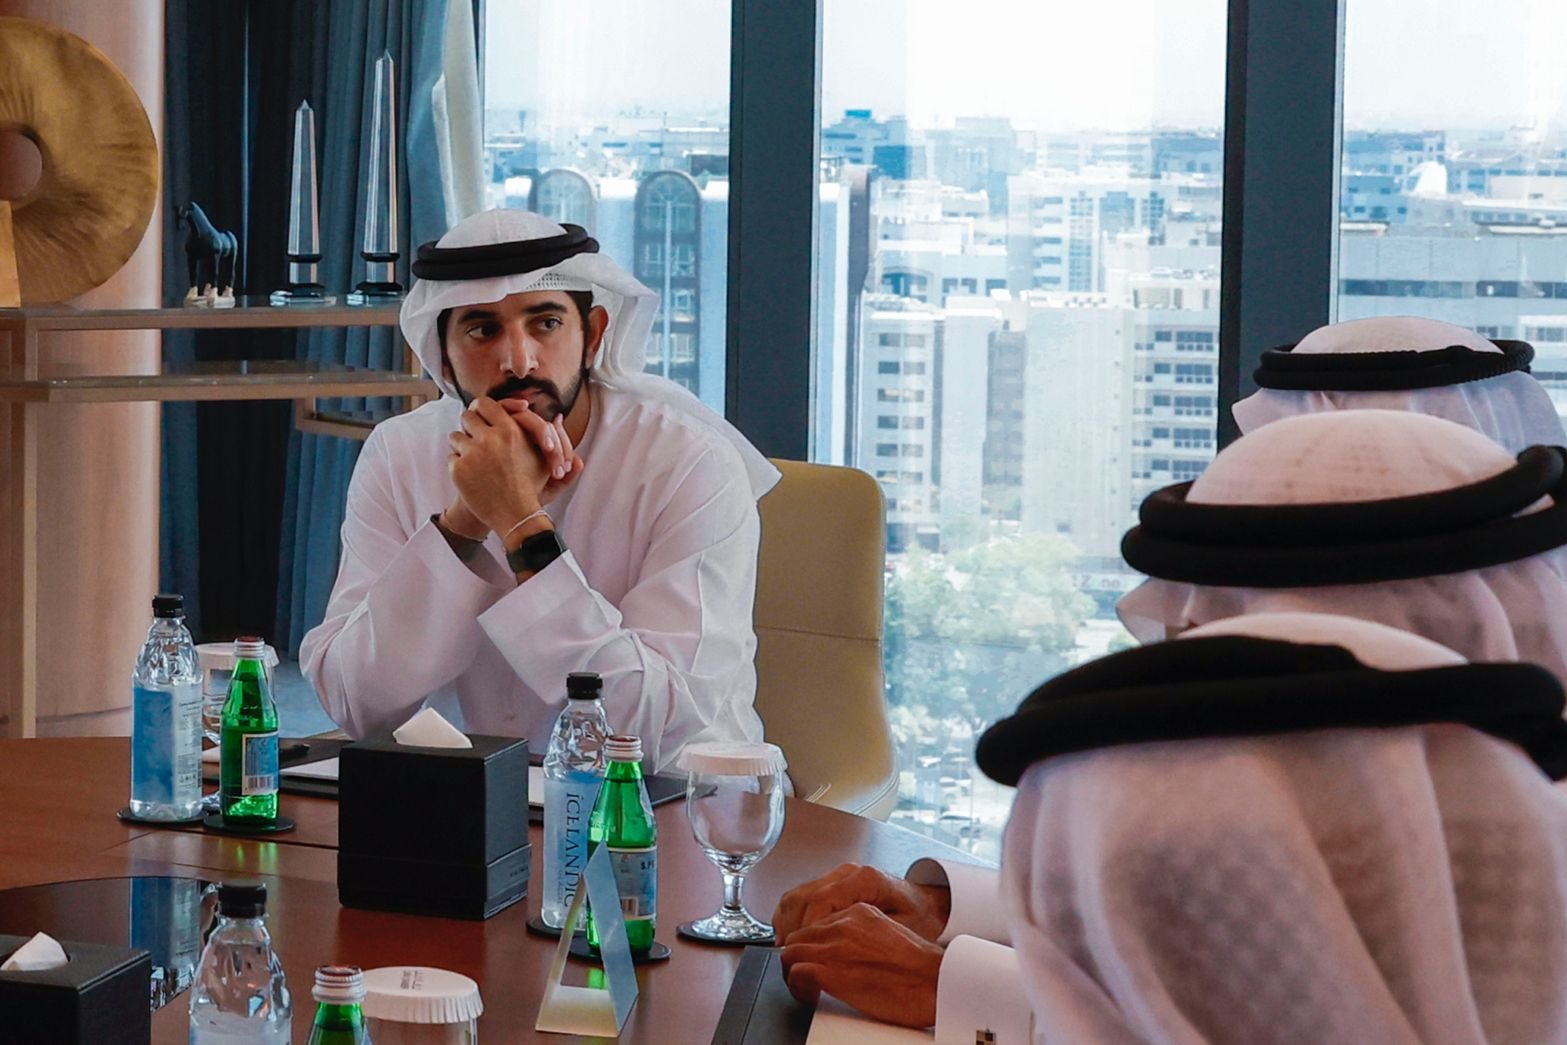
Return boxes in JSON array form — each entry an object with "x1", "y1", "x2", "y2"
[
  {"x1": 436, "y1": 289, "x2": 609, "y2": 420},
  {"x1": 1116, "y1": 409, "x2": 1567, "y2": 677}
]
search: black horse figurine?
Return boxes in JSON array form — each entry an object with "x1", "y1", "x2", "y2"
[{"x1": 176, "y1": 202, "x2": 238, "y2": 301}]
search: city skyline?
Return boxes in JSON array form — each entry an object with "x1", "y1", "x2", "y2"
[
  {"x1": 481, "y1": 47, "x2": 1567, "y2": 854},
  {"x1": 484, "y1": 0, "x2": 1567, "y2": 135}
]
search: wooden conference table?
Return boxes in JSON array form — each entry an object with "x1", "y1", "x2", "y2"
[{"x1": 0, "y1": 739, "x2": 975, "y2": 1043}]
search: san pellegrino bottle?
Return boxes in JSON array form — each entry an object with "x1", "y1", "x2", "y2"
[
  {"x1": 542, "y1": 672, "x2": 610, "y2": 929},
  {"x1": 220, "y1": 636, "x2": 280, "y2": 823},
  {"x1": 189, "y1": 880, "x2": 291, "y2": 1043},
  {"x1": 305, "y1": 965, "x2": 370, "y2": 1045},
  {"x1": 131, "y1": 594, "x2": 204, "y2": 820},
  {"x1": 587, "y1": 734, "x2": 657, "y2": 954}
]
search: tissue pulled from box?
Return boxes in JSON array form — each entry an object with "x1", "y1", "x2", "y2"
[
  {"x1": 1, "y1": 932, "x2": 67, "y2": 972},
  {"x1": 392, "y1": 707, "x2": 473, "y2": 749}
]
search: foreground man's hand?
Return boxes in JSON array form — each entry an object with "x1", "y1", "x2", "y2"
[
  {"x1": 447, "y1": 397, "x2": 552, "y2": 532},
  {"x1": 772, "y1": 863, "x2": 952, "y2": 945},
  {"x1": 779, "y1": 903, "x2": 943, "y2": 1028},
  {"x1": 501, "y1": 399, "x2": 584, "y2": 505}
]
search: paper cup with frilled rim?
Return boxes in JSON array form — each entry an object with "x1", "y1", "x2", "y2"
[{"x1": 362, "y1": 966, "x2": 483, "y2": 1044}]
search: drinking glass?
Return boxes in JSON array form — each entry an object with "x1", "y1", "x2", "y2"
[
  {"x1": 197, "y1": 642, "x2": 278, "y2": 744},
  {"x1": 679, "y1": 742, "x2": 787, "y2": 944}
]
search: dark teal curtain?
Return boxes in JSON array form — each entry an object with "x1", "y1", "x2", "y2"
[
  {"x1": 162, "y1": 0, "x2": 449, "y2": 651},
  {"x1": 272, "y1": 0, "x2": 451, "y2": 655}
]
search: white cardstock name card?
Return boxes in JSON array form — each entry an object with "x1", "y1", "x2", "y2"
[{"x1": 534, "y1": 844, "x2": 639, "y2": 1036}]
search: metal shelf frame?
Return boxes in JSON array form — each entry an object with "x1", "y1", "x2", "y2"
[{"x1": 0, "y1": 300, "x2": 436, "y2": 737}]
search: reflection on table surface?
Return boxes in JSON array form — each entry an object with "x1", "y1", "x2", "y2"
[
  {"x1": 0, "y1": 876, "x2": 213, "y2": 1013},
  {"x1": 0, "y1": 737, "x2": 980, "y2": 1043}
]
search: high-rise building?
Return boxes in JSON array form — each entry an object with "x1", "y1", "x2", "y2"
[
  {"x1": 936, "y1": 297, "x2": 1004, "y2": 542},
  {"x1": 482, "y1": 167, "x2": 731, "y2": 410},
  {"x1": 982, "y1": 329, "x2": 1027, "y2": 522},
  {"x1": 1007, "y1": 169, "x2": 1220, "y2": 294},
  {"x1": 529, "y1": 168, "x2": 596, "y2": 228},
  {"x1": 856, "y1": 295, "x2": 940, "y2": 551}
]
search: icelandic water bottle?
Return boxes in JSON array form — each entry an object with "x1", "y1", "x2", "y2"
[
  {"x1": 305, "y1": 965, "x2": 370, "y2": 1045},
  {"x1": 587, "y1": 734, "x2": 658, "y2": 954},
  {"x1": 220, "y1": 637, "x2": 280, "y2": 823},
  {"x1": 131, "y1": 594, "x2": 204, "y2": 820},
  {"x1": 541, "y1": 672, "x2": 610, "y2": 929},
  {"x1": 189, "y1": 880, "x2": 291, "y2": 1044}
]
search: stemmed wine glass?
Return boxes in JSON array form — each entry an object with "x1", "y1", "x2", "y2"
[{"x1": 677, "y1": 742, "x2": 788, "y2": 944}]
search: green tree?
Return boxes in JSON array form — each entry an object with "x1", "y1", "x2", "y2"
[{"x1": 884, "y1": 533, "x2": 1094, "y2": 728}]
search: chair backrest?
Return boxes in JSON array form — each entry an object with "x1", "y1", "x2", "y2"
[{"x1": 753, "y1": 459, "x2": 897, "y2": 819}]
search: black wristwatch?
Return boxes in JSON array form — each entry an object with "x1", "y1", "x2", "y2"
[{"x1": 507, "y1": 528, "x2": 567, "y2": 576}]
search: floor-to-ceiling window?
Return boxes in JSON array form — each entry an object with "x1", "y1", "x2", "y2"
[
  {"x1": 811, "y1": 0, "x2": 1227, "y2": 859},
  {"x1": 480, "y1": 1, "x2": 730, "y2": 412},
  {"x1": 1338, "y1": 0, "x2": 1567, "y2": 411}
]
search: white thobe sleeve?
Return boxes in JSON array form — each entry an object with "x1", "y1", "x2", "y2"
[
  {"x1": 907, "y1": 857, "x2": 1010, "y2": 945},
  {"x1": 474, "y1": 445, "x2": 760, "y2": 772},
  {"x1": 907, "y1": 859, "x2": 1032, "y2": 1044},
  {"x1": 934, "y1": 936, "x2": 1033, "y2": 1045},
  {"x1": 300, "y1": 434, "x2": 512, "y2": 737}
]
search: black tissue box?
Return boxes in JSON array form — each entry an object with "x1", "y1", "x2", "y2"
[
  {"x1": 0, "y1": 934, "x2": 151, "y2": 1045},
  {"x1": 337, "y1": 733, "x2": 531, "y2": 919}
]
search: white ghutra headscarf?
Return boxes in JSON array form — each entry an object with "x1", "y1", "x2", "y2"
[
  {"x1": 400, "y1": 208, "x2": 778, "y2": 498},
  {"x1": 1118, "y1": 410, "x2": 1567, "y2": 684},
  {"x1": 993, "y1": 612, "x2": 1567, "y2": 1044},
  {"x1": 1233, "y1": 315, "x2": 1567, "y2": 454}
]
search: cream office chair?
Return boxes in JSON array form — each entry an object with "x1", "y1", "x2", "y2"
[{"x1": 753, "y1": 459, "x2": 898, "y2": 820}]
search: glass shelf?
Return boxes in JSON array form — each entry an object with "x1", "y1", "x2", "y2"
[{"x1": 0, "y1": 360, "x2": 435, "y2": 403}]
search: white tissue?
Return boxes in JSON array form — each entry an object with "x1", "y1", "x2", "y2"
[
  {"x1": 1, "y1": 932, "x2": 67, "y2": 972},
  {"x1": 392, "y1": 707, "x2": 473, "y2": 749}
]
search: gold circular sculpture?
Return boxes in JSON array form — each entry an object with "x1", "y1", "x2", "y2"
[{"x1": 0, "y1": 16, "x2": 159, "y2": 304}]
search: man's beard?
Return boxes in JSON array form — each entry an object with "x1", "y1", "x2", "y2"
[{"x1": 452, "y1": 345, "x2": 591, "y2": 421}]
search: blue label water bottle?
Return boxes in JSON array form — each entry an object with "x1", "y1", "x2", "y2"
[
  {"x1": 130, "y1": 594, "x2": 203, "y2": 820},
  {"x1": 542, "y1": 672, "x2": 610, "y2": 928}
]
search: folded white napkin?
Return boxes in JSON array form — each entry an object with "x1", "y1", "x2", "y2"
[
  {"x1": 1, "y1": 932, "x2": 67, "y2": 972},
  {"x1": 392, "y1": 707, "x2": 472, "y2": 749}
]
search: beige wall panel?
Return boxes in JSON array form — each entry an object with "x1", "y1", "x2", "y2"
[{"x1": 0, "y1": 0, "x2": 164, "y2": 733}]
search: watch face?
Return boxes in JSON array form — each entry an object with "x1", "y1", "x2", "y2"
[{"x1": 510, "y1": 529, "x2": 566, "y2": 574}]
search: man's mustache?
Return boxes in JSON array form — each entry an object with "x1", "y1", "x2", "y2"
[{"x1": 486, "y1": 375, "x2": 563, "y2": 405}]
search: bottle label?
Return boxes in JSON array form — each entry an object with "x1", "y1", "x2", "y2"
[
  {"x1": 132, "y1": 685, "x2": 176, "y2": 805},
  {"x1": 240, "y1": 731, "x2": 279, "y2": 795},
  {"x1": 546, "y1": 772, "x2": 603, "y2": 916},
  {"x1": 608, "y1": 845, "x2": 657, "y2": 921},
  {"x1": 173, "y1": 682, "x2": 202, "y2": 798}
]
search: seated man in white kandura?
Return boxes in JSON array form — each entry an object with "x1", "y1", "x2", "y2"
[
  {"x1": 301, "y1": 209, "x2": 779, "y2": 772},
  {"x1": 772, "y1": 409, "x2": 1567, "y2": 1039},
  {"x1": 776, "y1": 614, "x2": 1567, "y2": 1042}
]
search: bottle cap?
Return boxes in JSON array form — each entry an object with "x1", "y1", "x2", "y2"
[
  {"x1": 604, "y1": 734, "x2": 643, "y2": 763},
  {"x1": 678, "y1": 741, "x2": 788, "y2": 778},
  {"x1": 313, "y1": 965, "x2": 366, "y2": 1005},
  {"x1": 217, "y1": 879, "x2": 267, "y2": 918},
  {"x1": 152, "y1": 593, "x2": 183, "y2": 618},
  {"x1": 233, "y1": 636, "x2": 267, "y2": 660},
  {"x1": 566, "y1": 672, "x2": 602, "y2": 699},
  {"x1": 361, "y1": 966, "x2": 483, "y2": 1025}
]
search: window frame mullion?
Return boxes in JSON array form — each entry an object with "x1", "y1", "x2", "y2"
[
  {"x1": 1218, "y1": 0, "x2": 1346, "y2": 446},
  {"x1": 724, "y1": 0, "x2": 823, "y2": 461}
]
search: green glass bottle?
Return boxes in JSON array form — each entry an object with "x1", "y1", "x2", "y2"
[
  {"x1": 587, "y1": 734, "x2": 657, "y2": 954},
  {"x1": 305, "y1": 965, "x2": 370, "y2": 1045},
  {"x1": 219, "y1": 636, "x2": 279, "y2": 823}
]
